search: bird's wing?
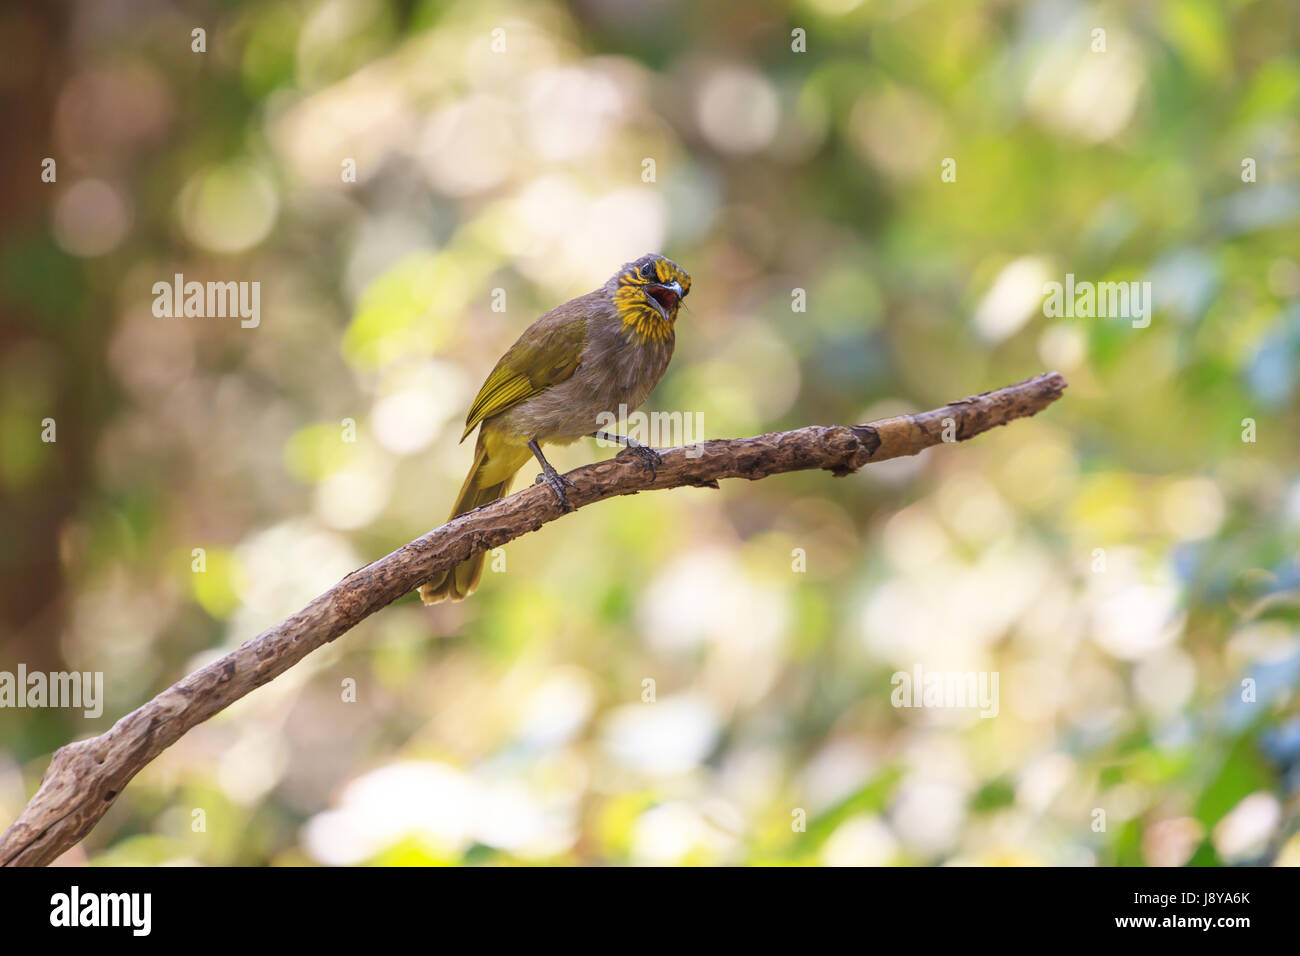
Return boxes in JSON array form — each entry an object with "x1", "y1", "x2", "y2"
[{"x1": 461, "y1": 313, "x2": 589, "y2": 441}]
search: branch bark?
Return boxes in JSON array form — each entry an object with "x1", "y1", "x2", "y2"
[{"x1": 0, "y1": 371, "x2": 1067, "y2": 866}]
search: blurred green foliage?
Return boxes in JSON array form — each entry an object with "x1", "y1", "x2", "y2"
[{"x1": 1, "y1": 0, "x2": 1298, "y2": 866}]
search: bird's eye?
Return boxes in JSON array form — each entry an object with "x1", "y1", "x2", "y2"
[{"x1": 640, "y1": 262, "x2": 656, "y2": 280}]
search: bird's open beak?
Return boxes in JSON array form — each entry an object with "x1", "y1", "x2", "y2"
[{"x1": 644, "y1": 280, "x2": 683, "y2": 320}]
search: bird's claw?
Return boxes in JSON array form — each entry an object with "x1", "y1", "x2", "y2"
[
  {"x1": 535, "y1": 469, "x2": 578, "y2": 512},
  {"x1": 619, "y1": 443, "x2": 662, "y2": 479}
]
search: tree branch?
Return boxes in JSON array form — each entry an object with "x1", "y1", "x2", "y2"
[{"x1": 0, "y1": 371, "x2": 1066, "y2": 866}]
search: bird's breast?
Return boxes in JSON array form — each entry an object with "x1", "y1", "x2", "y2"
[{"x1": 497, "y1": 325, "x2": 674, "y2": 443}]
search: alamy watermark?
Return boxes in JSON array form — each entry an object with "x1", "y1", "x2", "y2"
[
  {"x1": 594, "y1": 404, "x2": 705, "y2": 457},
  {"x1": 0, "y1": 665, "x2": 103, "y2": 718},
  {"x1": 890, "y1": 665, "x2": 999, "y2": 718},
  {"x1": 1043, "y1": 273, "x2": 1151, "y2": 328},
  {"x1": 50, "y1": 886, "x2": 150, "y2": 936},
  {"x1": 152, "y1": 273, "x2": 260, "y2": 328}
]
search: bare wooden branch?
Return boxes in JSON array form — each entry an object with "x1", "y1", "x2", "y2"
[{"x1": 0, "y1": 371, "x2": 1067, "y2": 866}]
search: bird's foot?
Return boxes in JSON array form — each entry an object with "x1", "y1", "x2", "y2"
[
  {"x1": 535, "y1": 468, "x2": 578, "y2": 512},
  {"x1": 618, "y1": 443, "x2": 663, "y2": 479}
]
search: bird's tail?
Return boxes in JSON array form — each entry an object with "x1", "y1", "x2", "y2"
[{"x1": 419, "y1": 436, "x2": 522, "y2": 604}]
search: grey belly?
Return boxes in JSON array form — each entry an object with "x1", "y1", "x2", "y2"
[{"x1": 497, "y1": 339, "x2": 672, "y2": 444}]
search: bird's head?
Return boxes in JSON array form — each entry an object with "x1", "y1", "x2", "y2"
[{"x1": 611, "y1": 253, "x2": 691, "y2": 343}]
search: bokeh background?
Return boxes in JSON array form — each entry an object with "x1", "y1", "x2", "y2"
[{"x1": 2, "y1": 0, "x2": 1299, "y2": 866}]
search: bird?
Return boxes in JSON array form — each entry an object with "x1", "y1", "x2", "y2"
[{"x1": 419, "y1": 253, "x2": 692, "y2": 604}]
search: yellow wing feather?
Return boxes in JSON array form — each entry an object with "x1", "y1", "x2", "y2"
[{"x1": 460, "y1": 315, "x2": 588, "y2": 441}]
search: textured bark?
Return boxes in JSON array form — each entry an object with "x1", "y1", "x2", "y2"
[{"x1": 0, "y1": 371, "x2": 1066, "y2": 866}]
